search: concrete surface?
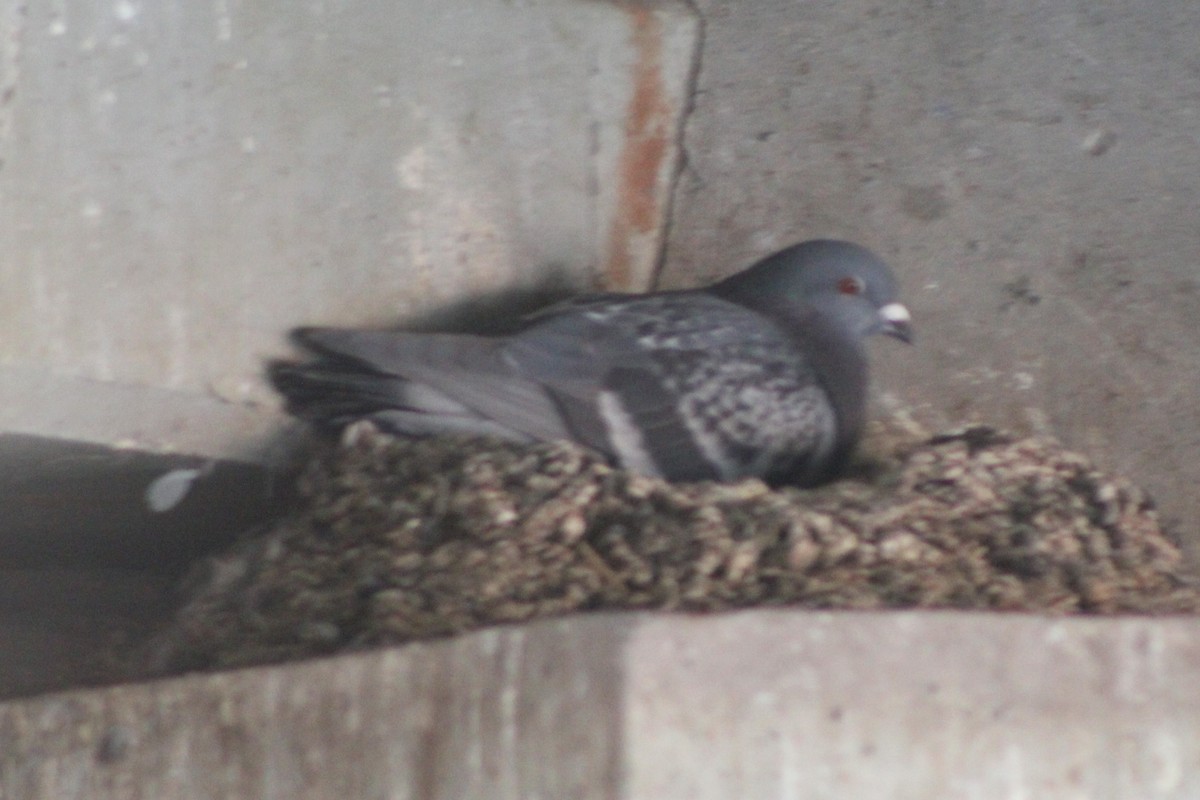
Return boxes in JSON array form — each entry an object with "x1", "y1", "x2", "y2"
[
  {"x1": 0, "y1": 0, "x2": 697, "y2": 453},
  {"x1": 663, "y1": 0, "x2": 1200, "y2": 557},
  {"x1": 2, "y1": 611, "x2": 1199, "y2": 799}
]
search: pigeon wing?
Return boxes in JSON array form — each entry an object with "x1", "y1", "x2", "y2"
[
  {"x1": 495, "y1": 313, "x2": 710, "y2": 474},
  {"x1": 506, "y1": 299, "x2": 774, "y2": 481},
  {"x1": 527, "y1": 294, "x2": 840, "y2": 484},
  {"x1": 294, "y1": 327, "x2": 577, "y2": 443}
]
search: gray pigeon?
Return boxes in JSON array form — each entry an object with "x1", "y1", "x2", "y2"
[{"x1": 269, "y1": 240, "x2": 912, "y2": 486}]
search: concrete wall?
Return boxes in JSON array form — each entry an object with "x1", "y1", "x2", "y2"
[
  {"x1": 0, "y1": 0, "x2": 697, "y2": 457},
  {"x1": 665, "y1": 0, "x2": 1200, "y2": 557}
]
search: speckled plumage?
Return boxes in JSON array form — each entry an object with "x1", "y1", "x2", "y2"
[
  {"x1": 270, "y1": 240, "x2": 913, "y2": 486},
  {"x1": 577, "y1": 293, "x2": 836, "y2": 483}
]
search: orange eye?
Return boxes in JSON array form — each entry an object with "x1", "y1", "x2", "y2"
[{"x1": 838, "y1": 276, "x2": 864, "y2": 295}]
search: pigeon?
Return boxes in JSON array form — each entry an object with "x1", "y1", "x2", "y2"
[{"x1": 269, "y1": 239, "x2": 912, "y2": 486}]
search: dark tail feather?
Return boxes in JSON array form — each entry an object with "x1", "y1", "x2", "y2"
[{"x1": 268, "y1": 359, "x2": 412, "y2": 429}]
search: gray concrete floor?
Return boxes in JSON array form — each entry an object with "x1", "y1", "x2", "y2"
[{"x1": 662, "y1": 0, "x2": 1200, "y2": 560}]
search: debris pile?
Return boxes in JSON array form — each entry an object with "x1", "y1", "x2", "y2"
[{"x1": 152, "y1": 421, "x2": 1199, "y2": 672}]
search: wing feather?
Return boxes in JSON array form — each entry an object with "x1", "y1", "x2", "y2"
[{"x1": 295, "y1": 328, "x2": 575, "y2": 442}]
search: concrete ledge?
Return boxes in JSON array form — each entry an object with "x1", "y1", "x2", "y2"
[
  {"x1": 2, "y1": 611, "x2": 1198, "y2": 798},
  {"x1": 0, "y1": 367, "x2": 287, "y2": 459}
]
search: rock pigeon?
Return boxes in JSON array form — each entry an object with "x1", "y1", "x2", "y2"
[{"x1": 269, "y1": 239, "x2": 912, "y2": 486}]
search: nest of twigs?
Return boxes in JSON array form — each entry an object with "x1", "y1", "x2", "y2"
[{"x1": 150, "y1": 419, "x2": 1199, "y2": 673}]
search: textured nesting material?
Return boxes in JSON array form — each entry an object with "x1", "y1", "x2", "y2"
[{"x1": 151, "y1": 421, "x2": 1199, "y2": 673}]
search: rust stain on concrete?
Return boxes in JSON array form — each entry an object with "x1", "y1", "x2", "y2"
[{"x1": 604, "y1": 6, "x2": 672, "y2": 291}]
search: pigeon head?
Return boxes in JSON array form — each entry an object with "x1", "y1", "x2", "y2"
[{"x1": 712, "y1": 239, "x2": 913, "y2": 345}]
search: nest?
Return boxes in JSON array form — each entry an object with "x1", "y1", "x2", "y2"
[{"x1": 150, "y1": 420, "x2": 1199, "y2": 673}]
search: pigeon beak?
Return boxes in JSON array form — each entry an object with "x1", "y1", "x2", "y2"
[{"x1": 877, "y1": 302, "x2": 914, "y2": 344}]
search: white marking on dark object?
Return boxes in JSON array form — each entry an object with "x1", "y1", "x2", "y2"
[
  {"x1": 145, "y1": 462, "x2": 216, "y2": 513},
  {"x1": 598, "y1": 391, "x2": 663, "y2": 478}
]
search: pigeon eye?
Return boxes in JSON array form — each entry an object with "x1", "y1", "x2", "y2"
[{"x1": 838, "y1": 276, "x2": 865, "y2": 295}]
